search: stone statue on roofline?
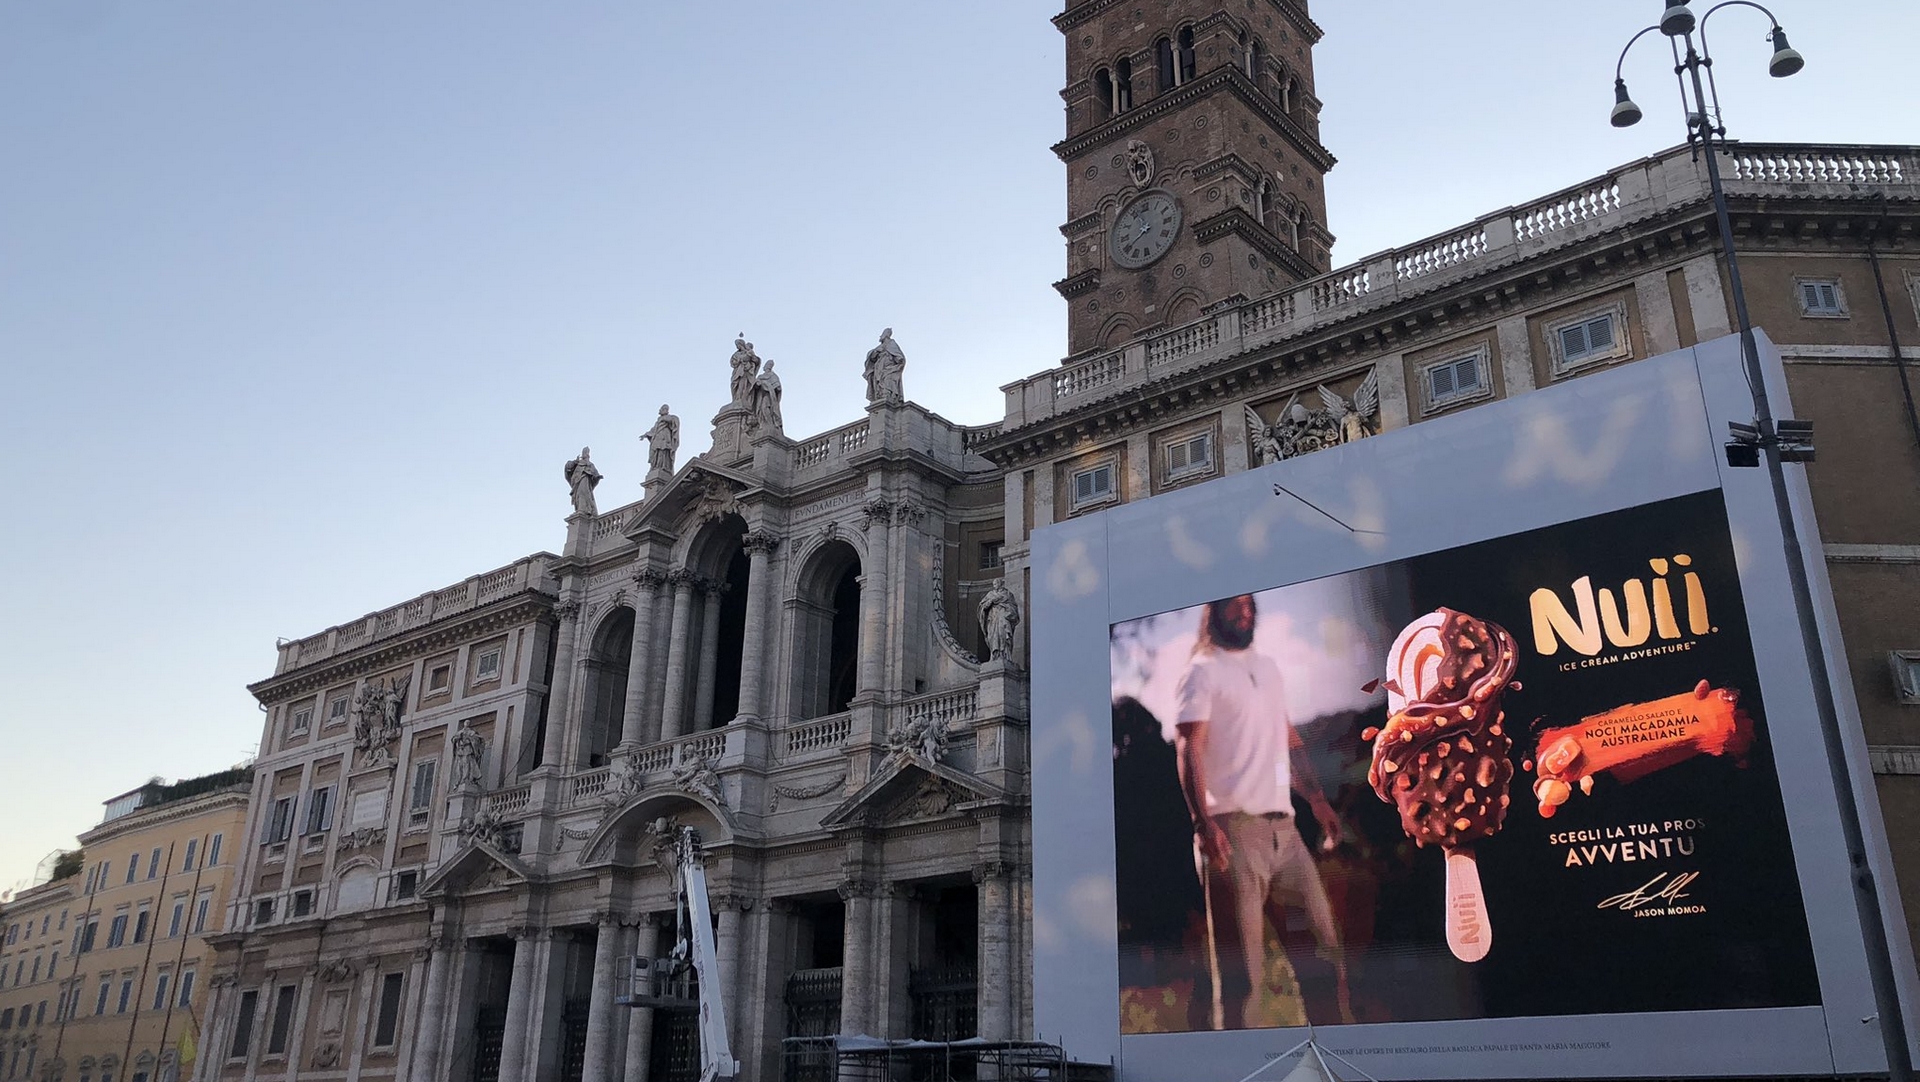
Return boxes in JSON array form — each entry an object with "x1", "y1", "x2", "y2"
[
  {"x1": 729, "y1": 336, "x2": 761, "y2": 409},
  {"x1": 641, "y1": 404, "x2": 680, "y2": 477},
  {"x1": 564, "y1": 447, "x2": 603, "y2": 515},
  {"x1": 752, "y1": 359, "x2": 784, "y2": 433},
  {"x1": 864, "y1": 328, "x2": 906, "y2": 404}
]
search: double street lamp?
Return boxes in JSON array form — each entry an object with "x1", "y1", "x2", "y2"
[{"x1": 1611, "y1": 6, "x2": 1911, "y2": 1080}]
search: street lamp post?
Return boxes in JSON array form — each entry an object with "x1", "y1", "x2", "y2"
[{"x1": 1613, "y1": 5, "x2": 1913, "y2": 1080}]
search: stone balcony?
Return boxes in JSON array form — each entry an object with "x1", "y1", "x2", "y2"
[
  {"x1": 478, "y1": 682, "x2": 1013, "y2": 845},
  {"x1": 995, "y1": 141, "x2": 1920, "y2": 433}
]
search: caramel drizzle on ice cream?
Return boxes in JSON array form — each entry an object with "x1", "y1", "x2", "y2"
[{"x1": 1365, "y1": 609, "x2": 1521, "y2": 850}]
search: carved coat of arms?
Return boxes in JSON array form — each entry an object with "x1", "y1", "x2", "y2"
[{"x1": 1246, "y1": 368, "x2": 1380, "y2": 465}]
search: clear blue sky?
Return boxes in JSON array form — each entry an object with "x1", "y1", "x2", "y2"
[{"x1": 3, "y1": 0, "x2": 1915, "y2": 891}]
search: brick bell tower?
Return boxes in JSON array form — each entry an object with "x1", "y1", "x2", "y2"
[{"x1": 1053, "y1": 0, "x2": 1336, "y2": 356}]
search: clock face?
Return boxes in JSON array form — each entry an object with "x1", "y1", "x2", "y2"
[{"x1": 1109, "y1": 191, "x2": 1182, "y2": 269}]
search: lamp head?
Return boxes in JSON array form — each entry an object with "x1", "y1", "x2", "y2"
[
  {"x1": 1659, "y1": 1, "x2": 1696, "y2": 36},
  {"x1": 1611, "y1": 79, "x2": 1644, "y2": 128},
  {"x1": 1768, "y1": 27, "x2": 1805, "y2": 77}
]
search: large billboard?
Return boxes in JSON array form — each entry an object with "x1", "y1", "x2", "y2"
[{"x1": 1031, "y1": 334, "x2": 1919, "y2": 1079}]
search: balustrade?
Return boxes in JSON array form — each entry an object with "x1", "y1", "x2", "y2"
[
  {"x1": 1051, "y1": 352, "x2": 1125, "y2": 399},
  {"x1": 1146, "y1": 320, "x2": 1219, "y2": 366},
  {"x1": 781, "y1": 713, "x2": 852, "y2": 758},
  {"x1": 486, "y1": 785, "x2": 533, "y2": 817},
  {"x1": 1726, "y1": 147, "x2": 1908, "y2": 184},
  {"x1": 900, "y1": 687, "x2": 977, "y2": 734},
  {"x1": 1395, "y1": 226, "x2": 1488, "y2": 282},
  {"x1": 1512, "y1": 179, "x2": 1621, "y2": 242}
]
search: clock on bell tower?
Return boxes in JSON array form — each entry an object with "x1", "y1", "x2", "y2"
[{"x1": 1052, "y1": 0, "x2": 1337, "y2": 356}]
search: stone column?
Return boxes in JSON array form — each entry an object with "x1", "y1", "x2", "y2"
[
  {"x1": 837, "y1": 879, "x2": 879, "y2": 1037},
  {"x1": 887, "y1": 502, "x2": 925, "y2": 693},
  {"x1": 623, "y1": 918, "x2": 664, "y2": 1082},
  {"x1": 658, "y1": 570, "x2": 699, "y2": 740},
  {"x1": 409, "y1": 933, "x2": 459, "y2": 1082},
  {"x1": 975, "y1": 861, "x2": 1016, "y2": 1041},
  {"x1": 391, "y1": 947, "x2": 433, "y2": 1082},
  {"x1": 712, "y1": 895, "x2": 750, "y2": 1049},
  {"x1": 242, "y1": 976, "x2": 272, "y2": 1078},
  {"x1": 581, "y1": 915, "x2": 622, "y2": 1082},
  {"x1": 690, "y1": 580, "x2": 726, "y2": 731},
  {"x1": 620, "y1": 571, "x2": 666, "y2": 747},
  {"x1": 540, "y1": 600, "x2": 585, "y2": 769},
  {"x1": 195, "y1": 976, "x2": 239, "y2": 1082},
  {"x1": 343, "y1": 961, "x2": 381, "y2": 1082},
  {"x1": 856, "y1": 499, "x2": 892, "y2": 694},
  {"x1": 737, "y1": 531, "x2": 782, "y2": 719},
  {"x1": 494, "y1": 927, "x2": 542, "y2": 1082}
]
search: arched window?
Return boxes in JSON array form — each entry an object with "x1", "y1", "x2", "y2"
[
  {"x1": 1176, "y1": 27, "x2": 1197, "y2": 83},
  {"x1": 1114, "y1": 57, "x2": 1134, "y2": 113},
  {"x1": 1248, "y1": 36, "x2": 1266, "y2": 85},
  {"x1": 791, "y1": 541, "x2": 862, "y2": 720},
  {"x1": 1256, "y1": 177, "x2": 1272, "y2": 228},
  {"x1": 701, "y1": 551, "x2": 751, "y2": 730},
  {"x1": 580, "y1": 608, "x2": 634, "y2": 765},
  {"x1": 1093, "y1": 68, "x2": 1114, "y2": 122},
  {"x1": 1284, "y1": 77, "x2": 1300, "y2": 115},
  {"x1": 1155, "y1": 37, "x2": 1175, "y2": 92}
]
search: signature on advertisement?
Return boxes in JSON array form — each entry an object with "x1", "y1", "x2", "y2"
[{"x1": 1597, "y1": 871, "x2": 1699, "y2": 911}]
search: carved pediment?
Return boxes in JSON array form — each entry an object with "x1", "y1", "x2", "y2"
[
  {"x1": 819, "y1": 755, "x2": 1008, "y2": 831},
  {"x1": 419, "y1": 841, "x2": 535, "y2": 899},
  {"x1": 621, "y1": 463, "x2": 756, "y2": 538}
]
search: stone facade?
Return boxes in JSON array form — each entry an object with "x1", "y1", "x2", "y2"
[
  {"x1": 1, "y1": 770, "x2": 251, "y2": 1082},
  {"x1": 201, "y1": 397, "x2": 1017, "y2": 1082}
]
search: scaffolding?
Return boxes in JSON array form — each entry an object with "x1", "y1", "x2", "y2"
[{"x1": 779, "y1": 1035, "x2": 1112, "y2": 1082}]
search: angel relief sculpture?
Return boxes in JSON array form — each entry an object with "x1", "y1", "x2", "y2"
[{"x1": 1246, "y1": 368, "x2": 1380, "y2": 464}]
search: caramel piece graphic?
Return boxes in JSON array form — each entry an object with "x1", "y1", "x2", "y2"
[
  {"x1": 1366, "y1": 608, "x2": 1520, "y2": 962},
  {"x1": 1530, "y1": 680, "x2": 1753, "y2": 817}
]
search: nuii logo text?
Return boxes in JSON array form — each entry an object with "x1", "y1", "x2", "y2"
[{"x1": 1529, "y1": 555, "x2": 1711, "y2": 657}]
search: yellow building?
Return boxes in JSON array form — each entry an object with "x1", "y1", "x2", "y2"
[
  {"x1": 2, "y1": 870, "x2": 78, "y2": 1082},
  {"x1": 13, "y1": 770, "x2": 253, "y2": 1082}
]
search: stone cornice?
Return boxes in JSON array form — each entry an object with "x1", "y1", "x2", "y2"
[
  {"x1": 76, "y1": 787, "x2": 252, "y2": 847},
  {"x1": 1190, "y1": 206, "x2": 1317, "y2": 280},
  {"x1": 1053, "y1": 268, "x2": 1101, "y2": 300},
  {"x1": 1053, "y1": 67, "x2": 1335, "y2": 176},
  {"x1": 1055, "y1": 0, "x2": 1320, "y2": 42},
  {"x1": 1192, "y1": 152, "x2": 1259, "y2": 184},
  {"x1": 1059, "y1": 212, "x2": 1101, "y2": 238},
  {"x1": 249, "y1": 594, "x2": 554, "y2": 704}
]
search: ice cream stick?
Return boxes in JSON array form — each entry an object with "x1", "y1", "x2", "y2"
[{"x1": 1444, "y1": 846, "x2": 1492, "y2": 963}]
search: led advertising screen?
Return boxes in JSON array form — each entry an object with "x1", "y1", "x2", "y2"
[
  {"x1": 1030, "y1": 335, "x2": 1919, "y2": 1080},
  {"x1": 1109, "y1": 491, "x2": 1816, "y2": 1035}
]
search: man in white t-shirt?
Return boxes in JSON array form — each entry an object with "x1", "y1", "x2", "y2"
[{"x1": 1175, "y1": 593, "x2": 1352, "y2": 1029}]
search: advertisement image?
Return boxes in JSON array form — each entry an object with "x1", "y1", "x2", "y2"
[{"x1": 1108, "y1": 489, "x2": 1820, "y2": 1033}]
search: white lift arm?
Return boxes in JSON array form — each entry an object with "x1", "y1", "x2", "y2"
[{"x1": 674, "y1": 827, "x2": 738, "y2": 1082}]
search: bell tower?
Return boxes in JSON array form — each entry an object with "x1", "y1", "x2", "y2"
[{"x1": 1052, "y1": 0, "x2": 1336, "y2": 356}]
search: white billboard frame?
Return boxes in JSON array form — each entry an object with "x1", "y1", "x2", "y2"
[{"x1": 1028, "y1": 332, "x2": 1920, "y2": 1080}]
